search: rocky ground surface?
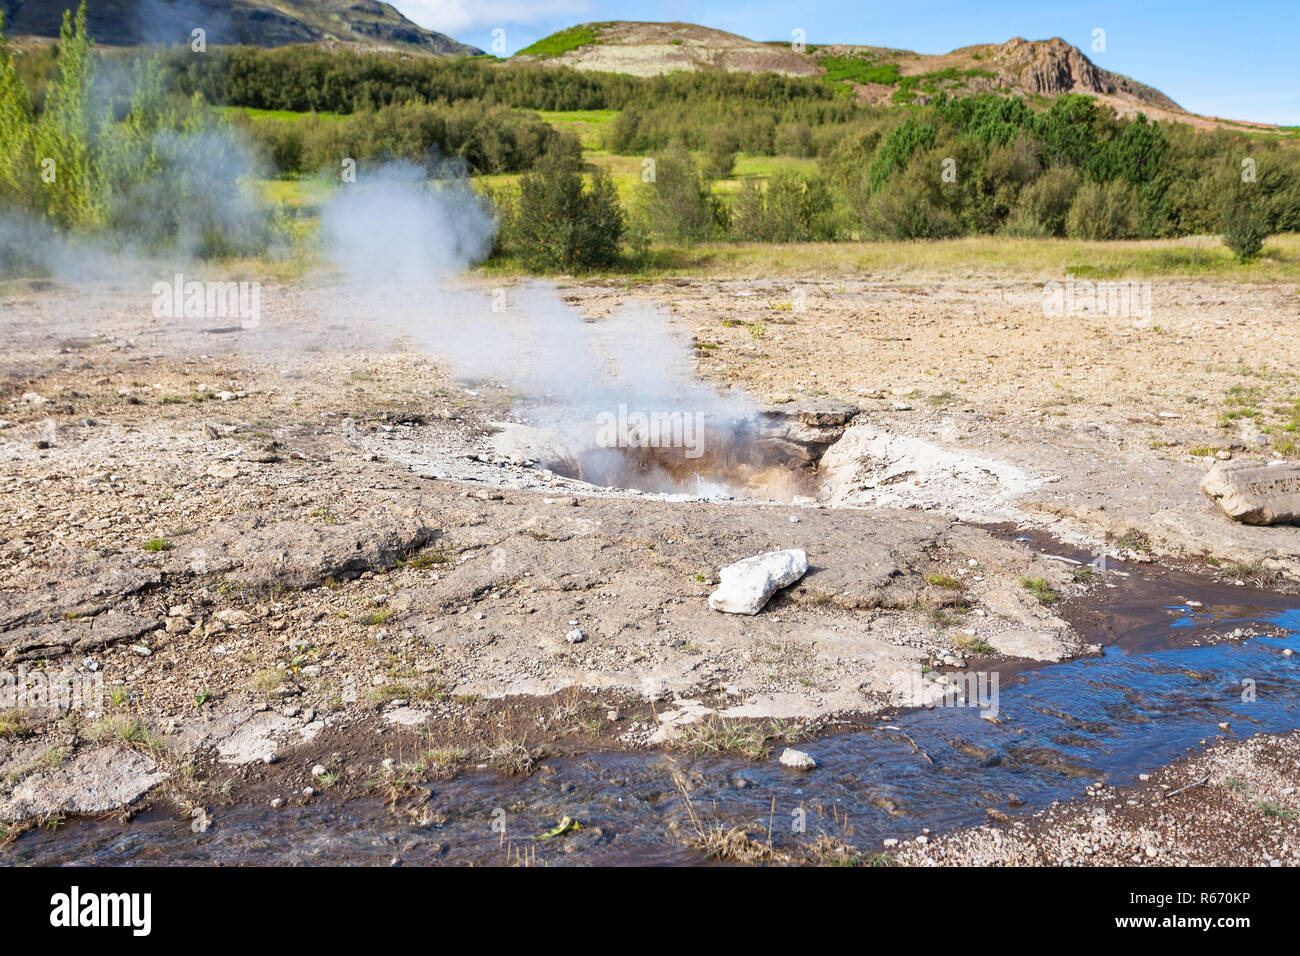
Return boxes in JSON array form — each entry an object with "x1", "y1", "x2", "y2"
[
  {"x1": 890, "y1": 730, "x2": 1300, "y2": 866},
  {"x1": 0, "y1": 272, "x2": 1296, "y2": 860}
]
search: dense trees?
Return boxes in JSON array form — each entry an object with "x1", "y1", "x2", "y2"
[
  {"x1": 1, "y1": 5, "x2": 275, "y2": 258},
  {"x1": 4, "y1": 11, "x2": 1299, "y2": 269},
  {"x1": 235, "y1": 101, "x2": 565, "y2": 176}
]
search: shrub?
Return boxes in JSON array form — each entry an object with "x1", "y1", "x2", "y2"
[
  {"x1": 1220, "y1": 193, "x2": 1268, "y2": 260},
  {"x1": 700, "y1": 127, "x2": 738, "y2": 180},
  {"x1": 507, "y1": 138, "x2": 624, "y2": 271},
  {"x1": 1008, "y1": 165, "x2": 1078, "y2": 237},
  {"x1": 865, "y1": 156, "x2": 961, "y2": 240},
  {"x1": 631, "y1": 143, "x2": 718, "y2": 245},
  {"x1": 1066, "y1": 179, "x2": 1140, "y2": 240},
  {"x1": 729, "y1": 170, "x2": 836, "y2": 241}
]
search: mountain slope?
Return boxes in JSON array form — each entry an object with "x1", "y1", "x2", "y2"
[
  {"x1": 513, "y1": 21, "x2": 1197, "y2": 120},
  {"x1": 515, "y1": 21, "x2": 819, "y2": 78},
  {"x1": 0, "y1": 0, "x2": 482, "y2": 55}
]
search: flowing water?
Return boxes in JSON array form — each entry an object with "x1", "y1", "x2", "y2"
[{"x1": 7, "y1": 546, "x2": 1299, "y2": 865}]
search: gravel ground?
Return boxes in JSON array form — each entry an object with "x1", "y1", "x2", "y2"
[
  {"x1": 1, "y1": 272, "x2": 1296, "y2": 856},
  {"x1": 891, "y1": 731, "x2": 1300, "y2": 866}
]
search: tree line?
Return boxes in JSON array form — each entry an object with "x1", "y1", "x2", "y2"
[{"x1": 3, "y1": 6, "x2": 1297, "y2": 273}]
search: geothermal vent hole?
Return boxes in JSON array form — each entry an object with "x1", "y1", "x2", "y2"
[{"x1": 535, "y1": 402, "x2": 858, "y2": 502}]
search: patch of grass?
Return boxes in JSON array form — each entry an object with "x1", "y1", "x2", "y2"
[
  {"x1": 1020, "y1": 576, "x2": 1059, "y2": 604},
  {"x1": 957, "y1": 635, "x2": 996, "y2": 656},
  {"x1": 515, "y1": 25, "x2": 597, "y2": 58},
  {"x1": 310, "y1": 506, "x2": 339, "y2": 525},
  {"x1": 1258, "y1": 800, "x2": 1297, "y2": 820},
  {"x1": 925, "y1": 573, "x2": 963, "y2": 590},
  {"x1": 361, "y1": 608, "x2": 392, "y2": 626},
  {"x1": 87, "y1": 714, "x2": 163, "y2": 751},
  {"x1": 674, "y1": 717, "x2": 798, "y2": 760},
  {"x1": 247, "y1": 668, "x2": 284, "y2": 697},
  {"x1": 404, "y1": 550, "x2": 450, "y2": 569},
  {"x1": 142, "y1": 537, "x2": 172, "y2": 552},
  {"x1": 365, "y1": 682, "x2": 412, "y2": 708},
  {"x1": 425, "y1": 747, "x2": 468, "y2": 771},
  {"x1": 482, "y1": 234, "x2": 1300, "y2": 283},
  {"x1": 816, "y1": 53, "x2": 901, "y2": 88},
  {"x1": 1115, "y1": 528, "x2": 1153, "y2": 554},
  {"x1": 486, "y1": 739, "x2": 538, "y2": 776},
  {"x1": 0, "y1": 709, "x2": 31, "y2": 737}
]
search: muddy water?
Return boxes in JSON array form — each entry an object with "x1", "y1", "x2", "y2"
[{"x1": 7, "y1": 557, "x2": 1300, "y2": 865}]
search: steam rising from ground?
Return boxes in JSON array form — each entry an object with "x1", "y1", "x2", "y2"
[{"x1": 317, "y1": 163, "x2": 785, "y2": 497}]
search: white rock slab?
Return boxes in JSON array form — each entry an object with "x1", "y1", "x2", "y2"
[{"x1": 708, "y1": 549, "x2": 808, "y2": 615}]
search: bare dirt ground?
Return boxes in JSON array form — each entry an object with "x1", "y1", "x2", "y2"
[{"x1": 1, "y1": 270, "x2": 1297, "y2": 859}]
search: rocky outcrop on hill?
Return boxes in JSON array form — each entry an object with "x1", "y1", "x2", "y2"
[
  {"x1": 983, "y1": 37, "x2": 1180, "y2": 110},
  {"x1": 0, "y1": 0, "x2": 482, "y2": 55}
]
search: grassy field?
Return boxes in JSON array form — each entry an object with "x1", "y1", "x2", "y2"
[
  {"x1": 525, "y1": 108, "x2": 619, "y2": 149},
  {"x1": 222, "y1": 108, "x2": 1300, "y2": 284},
  {"x1": 228, "y1": 105, "x2": 819, "y2": 204},
  {"x1": 480, "y1": 233, "x2": 1300, "y2": 281},
  {"x1": 214, "y1": 106, "x2": 346, "y2": 123}
]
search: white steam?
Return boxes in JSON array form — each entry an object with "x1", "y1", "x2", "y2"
[{"x1": 317, "y1": 161, "x2": 761, "y2": 491}]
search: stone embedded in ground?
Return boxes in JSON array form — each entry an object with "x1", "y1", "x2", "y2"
[
  {"x1": 985, "y1": 628, "x2": 1069, "y2": 662},
  {"x1": 0, "y1": 556, "x2": 162, "y2": 631},
  {"x1": 0, "y1": 614, "x2": 161, "y2": 664},
  {"x1": 1200, "y1": 460, "x2": 1300, "y2": 525},
  {"x1": 0, "y1": 746, "x2": 163, "y2": 820},
  {"x1": 778, "y1": 747, "x2": 817, "y2": 770},
  {"x1": 166, "y1": 513, "x2": 435, "y2": 588},
  {"x1": 708, "y1": 549, "x2": 809, "y2": 615}
]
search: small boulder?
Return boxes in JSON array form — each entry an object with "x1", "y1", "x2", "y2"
[
  {"x1": 778, "y1": 747, "x2": 817, "y2": 771},
  {"x1": 708, "y1": 549, "x2": 809, "y2": 615},
  {"x1": 1200, "y1": 460, "x2": 1300, "y2": 525}
]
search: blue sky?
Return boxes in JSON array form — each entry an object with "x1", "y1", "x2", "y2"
[{"x1": 390, "y1": 0, "x2": 1300, "y2": 125}]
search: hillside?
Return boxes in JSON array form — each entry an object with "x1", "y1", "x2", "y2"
[
  {"x1": 513, "y1": 21, "x2": 1238, "y2": 126},
  {"x1": 0, "y1": 0, "x2": 482, "y2": 55}
]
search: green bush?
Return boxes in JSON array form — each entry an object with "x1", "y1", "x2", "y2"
[
  {"x1": 865, "y1": 158, "x2": 962, "y2": 240},
  {"x1": 505, "y1": 138, "x2": 624, "y2": 271},
  {"x1": 700, "y1": 127, "x2": 738, "y2": 180},
  {"x1": 631, "y1": 143, "x2": 719, "y2": 246},
  {"x1": 1066, "y1": 179, "x2": 1140, "y2": 240},
  {"x1": 1008, "y1": 166, "x2": 1078, "y2": 237},
  {"x1": 1220, "y1": 193, "x2": 1268, "y2": 260},
  {"x1": 729, "y1": 170, "x2": 837, "y2": 241}
]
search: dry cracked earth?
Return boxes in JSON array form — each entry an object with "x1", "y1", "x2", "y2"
[{"x1": 1, "y1": 271, "x2": 1297, "y2": 863}]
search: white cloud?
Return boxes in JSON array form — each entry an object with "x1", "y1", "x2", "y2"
[{"x1": 391, "y1": 0, "x2": 590, "y2": 36}]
